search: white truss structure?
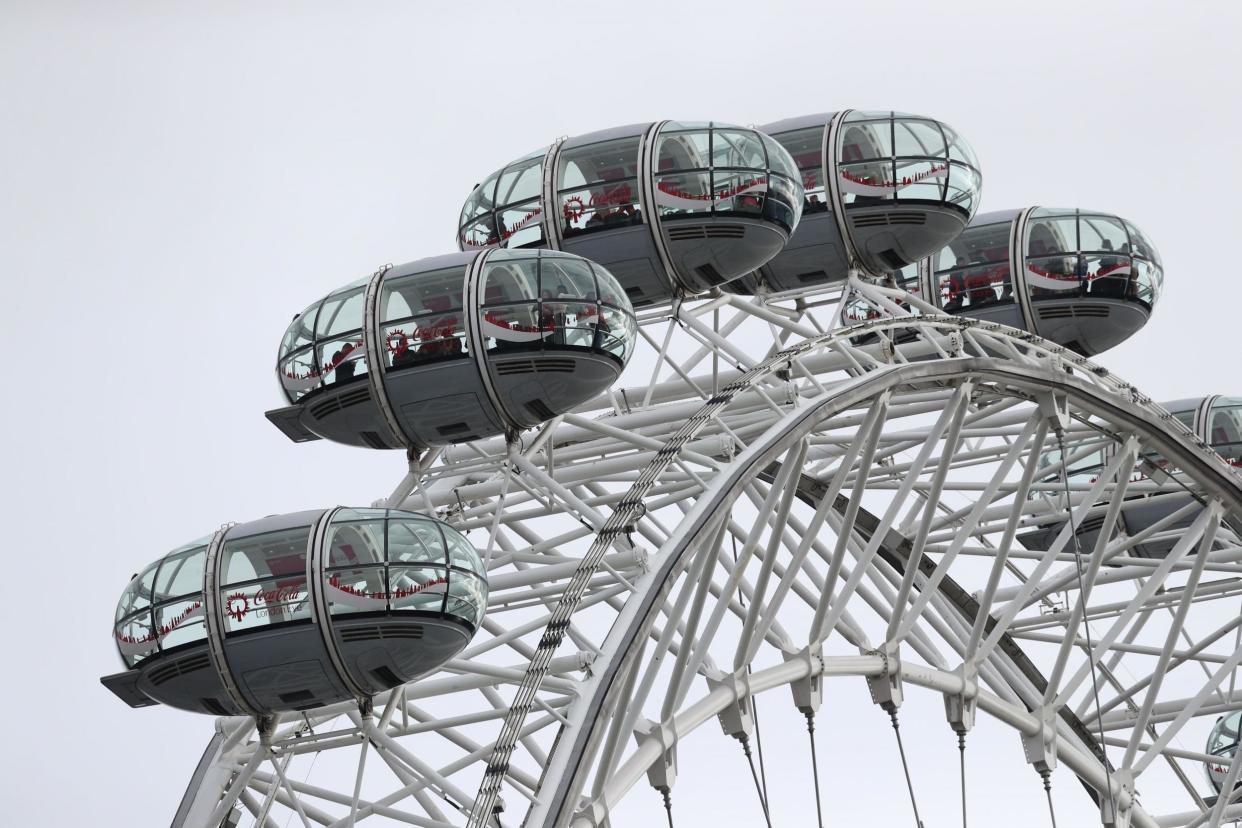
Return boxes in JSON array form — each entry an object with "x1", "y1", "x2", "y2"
[{"x1": 170, "y1": 280, "x2": 1242, "y2": 828}]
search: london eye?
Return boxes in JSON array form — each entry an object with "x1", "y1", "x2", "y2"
[{"x1": 99, "y1": 106, "x2": 1242, "y2": 828}]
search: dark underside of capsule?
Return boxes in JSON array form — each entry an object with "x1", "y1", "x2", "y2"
[
  {"x1": 661, "y1": 215, "x2": 791, "y2": 294},
  {"x1": 1018, "y1": 493, "x2": 1197, "y2": 562},
  {"x1": 952, "y1": 295, "x2": 1151, "y2": 358},
  {"x1": 847, "y1": 200, "x2": 970, "y2": 274},
  {"x1": 267, "y1": 344, "x2": 625, "y2": 449},
  {"x1": 102, "y1": 611, "x2": 475, "y2": 715}
]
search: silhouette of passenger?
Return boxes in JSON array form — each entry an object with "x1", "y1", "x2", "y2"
[
  {"x1": 334, "y1": 343, "x2": 357, "y2": 382},
  {"x1": 1094, "y1": 239, "x2": 1127, "y2": 299},
  {"x1": 944, "y1": 256, "x2": 968, "y2": 311}
]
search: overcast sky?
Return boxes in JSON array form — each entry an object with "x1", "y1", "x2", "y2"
[{"x1": 3, "y1": 2, "x2": 1240, "y2": 825}]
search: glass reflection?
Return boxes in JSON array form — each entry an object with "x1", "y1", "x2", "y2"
[
  {"x1": 478, "y1": 251, "x2": 637, "y2": 364},
  {"x1": 834, "y1": 111, "x2": 980, "y2": 218},
  {"x1": 1022, "y1": 210, "x2": 1163, "y2": 308}
]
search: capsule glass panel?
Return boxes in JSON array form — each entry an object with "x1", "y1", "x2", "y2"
[
  {"x1": 934, "y1": 218, "x2": 1015, "y2": 312},
  {"x1": 219, "y1": 526, "x2": 313, "y2": 633},
  {"x1": 772, "y1": 126, "x2": 827, "y2": 212},
  {"x1": 114, "y1": 560, "x2": 162, "y2": 667},
  {"x1": 1206, "y1": 711, "x2": 1241, "y2": 791},
  {"x1": 380, "y1": 265, "x2": 470, "y2": 371},
  {"x1": 837, "y1": 111, "x2": 980, "y2": 218},
  {"x1": 150, "y1": 541, "x2": 209, "y2": 654},
  {"x1": 277, "y1": 279, "x2": 368, "y2": 403},
  {"x1": 1024, "y1": 209, "x2": 1164, "y2": 310},
  {"x1": 479, "y1": 250, "x2": 638, "y2": 364},
  {"x1": 557, "y1": 136, "x2": 643, "y2": 239},
  {"x1": 1208, "y1": 398, "x2": 1242, "y2": 468}
]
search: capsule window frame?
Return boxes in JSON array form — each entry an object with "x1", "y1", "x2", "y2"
[
  {"x1": 1022, "y1": 209, "x2": 1163, "y2": 309},
  {"x1": 477, "y1": 252, "x2": 638, "y2": 365},
  {"x1": 836, "y1": 112, "x2": 980, "y2": 213},
  {"x1": 378, "y1": 265, "x2": 472, "y2": 373}
]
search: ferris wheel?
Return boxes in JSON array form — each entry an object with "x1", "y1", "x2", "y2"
[{"x1": 102, "y1": 111, "x2": 1242, "y2": 828}]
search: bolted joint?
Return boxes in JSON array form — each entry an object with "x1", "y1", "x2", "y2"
[
  {"x1": 706, "y1": 670, "x2": 755, "y2": 741},
  {"x1": 784, "y1": 644, "x2": 824, "y2": 716},
  {"x1": 946, "y1": 330, "x2": 964, "y2": 356},
  {"x1": 1036, "y1": 391, "x2": 1072, "y2": 434},
  {"x1": 573, "y1": 796, "x2": 608, "y2": 827},
  {"x1": 1021, "y1": 705, "x2": 1058, "y2": 776},
  {"x1": 944, "y1": 693, "x2": 976, "y2": 736},
  {"x1": 879, "y1": 334, "x2": 896, "y2": 363},
  {"x1": 635, "y1": 718, "x2": 678, "y2": 792},
  {"x1": 944, "y1": 665, "x2": 978, "y2": 734},
  {"x1": 624, "y1": 544, "x2": 650, "y2": 574},
  {"x1": 863, "y1": 642, "x2": 903, "y2": 713},
  {"x1": 256, "y1": 714, "x2": 277, "y2": 745},
  {"x1": 1101, "y1": 768, "x2": 1134, "y2": 828},
  {"x1": 573, "y1": 649, "x2": 597, "y2": 676}
]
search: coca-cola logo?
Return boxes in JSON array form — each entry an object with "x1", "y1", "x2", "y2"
[{"x1": 224, "y1": 584, "x2": 304, "y2": 622}]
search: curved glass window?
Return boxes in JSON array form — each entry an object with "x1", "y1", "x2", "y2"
[
  {"x1": 114, "y1": 560, "x2": 161, "y2": 667},
  {"x1": 459, "y1": 149, "x2": 549, "y2": 249},
  {"x1": 1124, "y1": 220, "x2": 1163, "y2": 308},
  {"x1": 1033, "y1": 437, "x2": 1111, "y2": 498},
  {"x1": 769, "y1": 126, "x2": 826, "y2": 213},
  {"x1": 277, "y1": 279, "x2": 368, "y2": 404},
  {"x1": 654, "y1": 121, "x2": 802, "y2": 233},
  {"x1": 380, "y1": 265, "x2": 469, "y2": 371},
  {"x1": 837, "y1": 111, "x2": 980, "y2": 219},
  {"x1": 458, "y1": 170, "x2": 504, "y2": 249},
  {"x1": 479, "y1": 250, "x2": 637, "y2": 364},
  {"x1": 1208, "y1": 398, "x2": 1242, "y2": 468},
  {"x1": 1209, "y1": 711, "x2": 1242, "y2": 761},
  {"x1": 219, "y1": 526, "x2": 313, "y2": 634},
  {"x1": 1024, "y1": 209, "x2": 1163, "y2": 308},
  {"x1": 934, "y1": 220, "x2": 1014, "y2": 311},
  {"x1": 113, "y1": 538, "x2": 211, "y2": 668},
  {"x1": 1138, "y1": 403, "x2": 1197, "y2": 474},
  {"x1": 557, "y1": 136, "x2": 643, "y2": 239},
  {"x1": 323, "y1": 509, "x2": 486, "y2": 626}
]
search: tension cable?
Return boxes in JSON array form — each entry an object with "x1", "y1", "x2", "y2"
[
  {"x1": 957, "y1": 729, "x2": 967, "y2": 828},
  {"x1": 1055, "y1": 429, "x2": 1115, "y2": 826},
  {"x1": 740, "y1": 733, "x2": 774, "y2": 828},
  {"x1": 805, "y1": 711, "x2": 825, "y2": 828},
  {"x1": 888, "y1": 709, "x2": 925, "y2": 828}
]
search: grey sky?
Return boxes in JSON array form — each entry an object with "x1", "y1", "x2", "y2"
[{"x1": 2, "y1": 1, "x2": 1240, "y2": 824}]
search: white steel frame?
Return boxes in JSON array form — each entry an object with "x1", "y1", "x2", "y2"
[{"x1": 164, "y1": 289, "x2": 1242, "y2": 828}]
